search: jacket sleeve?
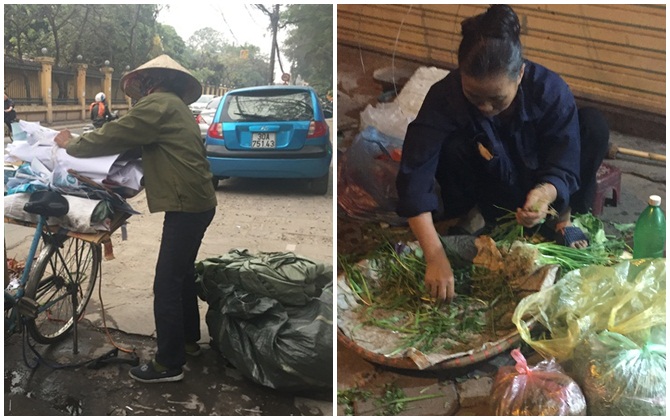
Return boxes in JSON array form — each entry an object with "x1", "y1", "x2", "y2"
[
  {"x1": 396, "y1": 78, "x2": 456, "y2": 217},
  {"x1": 67, "y1": 97, "x2": 163, "y2": 158},
  {"x1": 534, "y1": 80, "x2": 581, "y2": 214}
]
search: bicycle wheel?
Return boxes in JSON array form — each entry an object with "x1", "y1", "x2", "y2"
[{"x1": 24, "y1": 235, "x2": 101, "y2": 344}]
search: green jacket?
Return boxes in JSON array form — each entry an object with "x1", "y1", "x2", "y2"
[{"x1": 66, "y1": 91, "x2": 217, "y2": 213}]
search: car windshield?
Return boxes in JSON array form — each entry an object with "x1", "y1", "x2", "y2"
[
  {"x1": 223, "y1": 90, "x2": 314, "y2": 122},
  {"x1": 206, "y1": 97, "x2": 221, "y2": 109},
  {"x1": 194, "y1": 95, "x2": 214, "y2": 105}
]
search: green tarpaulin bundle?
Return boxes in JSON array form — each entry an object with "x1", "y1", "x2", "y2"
[{"x1": 196, "y1": 249, "x2": 333, "y2": 391}]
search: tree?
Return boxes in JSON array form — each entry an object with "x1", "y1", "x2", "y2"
[
  {"x1": 181, "y1": 27, "x2": 270, "y2": 89},
  {"x1": 156, "y1": 23, "x2": 187, "y2": 64},
  {"x1": 4, "y1": 4, "x2": 274, "y2": 99},
  {"x1": 4, "y1": 5, "x2": 51, "y2": 98},
  {"x1": 281, "y1": 4, "x2": 333, "y2": 96}
]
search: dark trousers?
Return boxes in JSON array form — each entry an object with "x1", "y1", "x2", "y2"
[
  {"x1": 154, "y1": 207, "x2": 215, "y2": 368},
  {"x1": 5, "y1": 110, "x2": 17, "y2": 134},
  {"x1": 569, "y1": 107, "x2": 610, "y2": 214},
  {"x1": 437, "y1": 107, "x2": 609, "y2": 223},
  {"x1": 5, "y1": 119, "x2": 15, "y2": 134}
]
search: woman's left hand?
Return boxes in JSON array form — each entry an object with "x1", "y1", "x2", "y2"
[
  {"x1": 516, "y1": 184, "x2": 556, "y2": 227},
  {"x1": 516, "y1": 205, "x2": 547, "y2": 228}
]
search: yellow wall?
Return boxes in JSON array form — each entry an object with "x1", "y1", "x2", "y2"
[{"x1": 338, "y1": 4, "x2": 665, "y2": 115}]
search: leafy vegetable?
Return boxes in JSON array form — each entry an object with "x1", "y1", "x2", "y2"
[
  {"x1": 337, "y1": 387, "x2": 373, "y2": 416},
  {"x1": 337, "y1": 384, "x2": 443, "y2": 416},
  {"x1": 572, "y1": 213, "x2": 607, "y2": 244}
]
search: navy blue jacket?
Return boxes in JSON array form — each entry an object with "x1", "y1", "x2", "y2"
[{"x1": 396, "y1": 60, "x2": 580, "y2": 218}]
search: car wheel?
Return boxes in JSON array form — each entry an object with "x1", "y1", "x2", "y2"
[
  {"x1": 308, "y1": 173, "x2": 329, "y2": 195},
  {"x1": 212, "y1": 177, "x2": 219, "y2": 189}
]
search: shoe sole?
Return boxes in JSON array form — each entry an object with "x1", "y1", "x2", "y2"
[
  {"x1": 128, "y1": 370, "x2": 184, "y2": 383},
  {"x1": 185, "y1": 349, "x2": 202, "y2": 357}
]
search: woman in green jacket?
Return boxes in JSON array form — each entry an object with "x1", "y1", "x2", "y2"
[{"x1": 55, "y1": 55, "x2": 217, "y2": 383}]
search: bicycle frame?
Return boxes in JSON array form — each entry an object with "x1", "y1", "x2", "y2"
[{"x1": 4, "y1": 215, "x2": 69, "y2": 335}]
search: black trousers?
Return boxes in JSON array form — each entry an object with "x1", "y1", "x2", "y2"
[
  {"x1": 5, "y1": 118, "x2": 15, "y2": 134},
  {"x1": 437, "y1": 107, "x2": 609, "y2": 223},
  {"x1": 153, "y1": 207, "x2": 215, "y2": 368}
]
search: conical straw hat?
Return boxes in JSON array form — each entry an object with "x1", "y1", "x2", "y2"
[{"x1": 121, "y1": 54, "x2": 202, "y2": 105}]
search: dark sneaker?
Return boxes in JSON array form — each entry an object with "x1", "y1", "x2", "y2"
[
  {"x1": 185, "y1": 342, "x2": 202, "y2": 357},
  {"x1": 129, "y1": 360, "x2": 183, "y2": 383}
]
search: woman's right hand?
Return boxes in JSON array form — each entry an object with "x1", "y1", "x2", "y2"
[
  {"x1": 424, "y1": 253, "x2": 455, "y2": 303},
  {"x1": 54, "y1": 129, "x2": 72, "y2": 148},
  {"x1": 408, "y1": 212, "x2": 456, "y2": 304}
]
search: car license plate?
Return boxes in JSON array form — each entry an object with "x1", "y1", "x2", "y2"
[{"x1": 251, "y1": 132, "x2": 276, "y2": 148}]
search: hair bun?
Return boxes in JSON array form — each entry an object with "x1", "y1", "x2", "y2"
[{"x1": 482, "y1": 4, "x2": 520, "y2": 39}]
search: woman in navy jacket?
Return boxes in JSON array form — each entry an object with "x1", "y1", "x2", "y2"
[{"x1": 396, "y1": 5, "x2": 608, "y2": 303}]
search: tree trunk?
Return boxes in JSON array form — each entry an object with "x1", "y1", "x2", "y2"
[{"x1": 21, "y1": 72, "x2": 32, "y2": 101}]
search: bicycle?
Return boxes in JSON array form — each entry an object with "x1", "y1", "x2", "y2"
[
  {"x1": 4, "y1": 188, "x2": 136, "y2": 371},
  {"x1": 4, "y1": 190, "x2": 101, "y2": 351}
]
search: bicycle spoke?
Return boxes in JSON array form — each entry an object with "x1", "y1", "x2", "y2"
[{"x1": 24, "y1": 237, "x2": 100, "y2": 344}]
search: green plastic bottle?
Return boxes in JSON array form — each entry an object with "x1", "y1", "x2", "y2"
[{"x1": 632, "y1": 195, "x2": 666, "y2": 259}]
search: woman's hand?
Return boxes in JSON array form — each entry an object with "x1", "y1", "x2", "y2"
[
  {"x1": 424, "y1": 253, "x2": 455, "y2": 303},
  {"x1": 408, "y1": 212, "x2": 455, "y2": 303},
  {"x1": 516, "y1": 183, "x2": 557, "y2": 227},
  {"x1": 54, "y1": 129, "x2": 72, "y2": 148}
]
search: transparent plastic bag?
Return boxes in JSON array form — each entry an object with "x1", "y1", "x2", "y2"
[
  {"x1": 337, "y1": 126, "x2": 407, "y2": 225},
  {"x1": 512, "y1": 259, "x2": 666, "y2": 361},
  {"x1": 575, "y1": 329, "x2": 666, "y2": 416},
  {"x1": 491, "y1": 349, "x2": 586, "y2": 416}
]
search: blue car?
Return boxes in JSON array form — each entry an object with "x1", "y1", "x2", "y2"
[{"x1": 205, "y1": 85, "x2": 332, "y2": 194}]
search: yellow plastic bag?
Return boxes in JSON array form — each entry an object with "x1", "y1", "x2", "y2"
[{"x1": 512, "y1": 259, "x2": 666, "y2": 362}]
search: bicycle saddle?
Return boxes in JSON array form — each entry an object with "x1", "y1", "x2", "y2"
[{"x1": 23, "y1": 190, "x2": 69, "y2": 218}]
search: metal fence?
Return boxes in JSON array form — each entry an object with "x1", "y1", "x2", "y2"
[
  {"x1": 4, "y1": 57, "x2": 131, "y2": 124},
  {"x1": 4, "y1": 61, "x2": 42, "y2": 105}
]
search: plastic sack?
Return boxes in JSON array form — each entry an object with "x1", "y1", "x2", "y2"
[
  {"x1": 512, "y1": 259, "x2": 666, "y2": 362},
  {"x1": 5, "y1": 192, "x2": 113, "y2": 233},
  {"x1": 360, "y1": 66, "x2": 450, "y2": 140},
  {"x1": 359, "y1": 102, "x2": 414, "y2": 140},
  {"x1": 195, "y1": 250, "x2": 333, "y2": 391},
  {"x1": 491, "y1": 348, "x2": 586, "y2": 416},
  {"x1": 337, "y1": 126, "x2": 407, "y2": 225},
  {"x1": 575, "y1": 329, "x2": 666, "y2": 416}
]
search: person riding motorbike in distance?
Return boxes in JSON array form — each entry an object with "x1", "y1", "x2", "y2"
[{"x1": 90, "y1": 92, "x2": 114, "y2": 128}]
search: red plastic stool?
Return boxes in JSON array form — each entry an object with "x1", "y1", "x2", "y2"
[{"x1": 592, "y1": 162, "x2": 622, "y2": 216}]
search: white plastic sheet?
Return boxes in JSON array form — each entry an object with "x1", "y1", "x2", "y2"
[
  {"x1": 359, "y1": 66, "x2": 450, "y2": 140},
  {"x1": 4, "y1": 120, "x2": 142, "y2": 195}
]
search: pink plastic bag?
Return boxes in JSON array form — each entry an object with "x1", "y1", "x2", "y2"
[{"x1": 491, "y1": 349, "x2": 586, "y2": 416}]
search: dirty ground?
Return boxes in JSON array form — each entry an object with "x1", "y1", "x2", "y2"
[
  {"x1": 5, "y1": 324, "x2": 331, "y2": 416},
  {"x1": 336, "y1": 44, "x2": 665, "y2": 415}
]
